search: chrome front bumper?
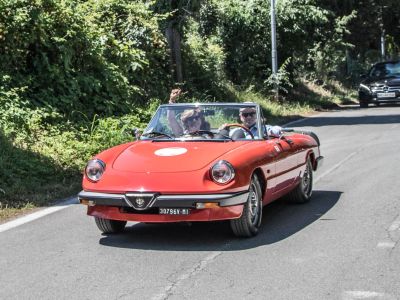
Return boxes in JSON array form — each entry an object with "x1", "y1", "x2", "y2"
[{"x1": 78, "y1": 190, "x2": 249, "y2": 210}]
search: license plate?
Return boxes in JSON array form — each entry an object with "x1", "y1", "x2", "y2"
[
  {"x1": 159, "y1": 208, "x2": 190, "y2": 215},
  {"x1": 377, "y1": 92, "x2": 396, "y2": 98}
]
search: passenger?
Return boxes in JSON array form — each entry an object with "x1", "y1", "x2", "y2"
[{"x1": 167, "y1": 88, "x2": 210, "y2": 136}]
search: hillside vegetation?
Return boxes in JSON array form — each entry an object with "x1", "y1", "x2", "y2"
[{"x1": 0, "y1": 0, "x2": 399, "y2": 215}]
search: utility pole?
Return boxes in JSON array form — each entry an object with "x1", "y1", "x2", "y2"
[
  {"x1": 270, "y1": 0, "x2": 278, "y2": 99},
  {"x1": 379, "y1": 5, "x2": 386, "y2": 61},
  {"x1": 380, "y1": 29, "x2": 386, "y2": 61}
]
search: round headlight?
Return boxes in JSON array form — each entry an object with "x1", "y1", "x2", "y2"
[
  {"x1": 85, "y1": 159, "x2": 106, "y2": 182},
  {"x1": 211, "y1": 160, "x2": 235, "y2": 184}
]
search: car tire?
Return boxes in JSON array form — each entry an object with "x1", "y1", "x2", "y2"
[
  {"x1": 286, "y1": 157, "x2": 313, "y2": 204},
  {"x1": 359, "y1": 102, "x2": 368, "y2": 108},
  {"x1": 94, "y1": 217, "x2": 127, "y2": 233},
  {"x1": 230, "y1": 174, "x2": 263, "y2": 237}
]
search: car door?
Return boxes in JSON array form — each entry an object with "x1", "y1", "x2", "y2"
[{"x1": 270, "y1": 135, "x2": 298, "y2": 195}]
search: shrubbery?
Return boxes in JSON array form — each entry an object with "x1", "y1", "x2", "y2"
[
  {"x1": 0, "y1": 0, "x2": 170, "y2": 117},
  {"x1": 0, "y1": 0, "x2": 168, "y2": 206}
]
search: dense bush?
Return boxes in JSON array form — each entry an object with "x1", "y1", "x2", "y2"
[
  {"x1": 214, "y1": 0, "x2": 272, "y2": 86},
  {"x1": 0, "y1": 0, "x2": 170, "y2": 117},
  {"x1": 181, "y1": 19, "x2": 227, "y2": 100}
]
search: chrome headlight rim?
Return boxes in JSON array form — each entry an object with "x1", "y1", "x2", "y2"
[
  {"x1": 85, "y1": 159, "x2": 106, "y2": 182},
  {"x1": 210, "y1": 160, "x2": 235, "y2": 185}
]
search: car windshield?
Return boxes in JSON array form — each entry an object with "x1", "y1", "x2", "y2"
[
  {"x1": 369, "y1": 62, "x2": 400, "y2": 77},
  {"x1": 141, "y1": 103, "x2": 263, "y2": 141}
]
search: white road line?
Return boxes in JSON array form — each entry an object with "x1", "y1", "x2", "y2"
[
  {"x1": 315, "y1": 151, "x2": 358, "y2": 183},
  {"x1": 343, "y1": 290, "x2": 389, "y2": 299},
  {"x1": 388, "y1": 215, "x2": 400, "y2": 231},
  {"x1": 377, "y1": 242, "x2": 396, "y2": 249},
  {"x1": 0, "y1": 197, "x2": 78, "y2": 233},
  {"x1": 376, "y1": 215, "x2": 400, "y2": 249}
]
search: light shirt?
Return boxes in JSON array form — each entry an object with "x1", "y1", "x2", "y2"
[{"x1": 230, "y1": 125, "x2": 281, "y2": 139}]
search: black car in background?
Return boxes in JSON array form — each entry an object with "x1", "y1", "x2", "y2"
[{"x1": 358, "y1": 61, "x2": 400, "y2": 108}]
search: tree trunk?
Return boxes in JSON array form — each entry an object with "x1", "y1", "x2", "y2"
[{"x1": 166, "y1": 23, "x2": 183, "y2": 83}]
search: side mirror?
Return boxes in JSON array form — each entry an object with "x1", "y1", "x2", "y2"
[
  {"x1": 267, "y1": 126, "x2": 283, "y2": 138},
  {"x1": 132, "y1": 128, "x2": 142, "y2": 140}
]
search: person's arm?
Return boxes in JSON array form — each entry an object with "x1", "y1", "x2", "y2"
[
  {"x1": 167, "y1": 89, "x2": 184, "y2": 136},
  {"x1": 265, "y1": 125, "x2": 282, "y2": 137}
]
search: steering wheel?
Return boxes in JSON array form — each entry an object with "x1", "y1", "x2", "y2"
[{"x1": 222, "y1": 123, "x2": 254, "y2": 139}]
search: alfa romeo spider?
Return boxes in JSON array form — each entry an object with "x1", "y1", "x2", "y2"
[{"x1": 78, "y1": 103, "x2": 323, "y2": 237}]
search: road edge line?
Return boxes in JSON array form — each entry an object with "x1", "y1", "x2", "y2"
[{"x1": 0, "y1": 197, "x2": 78, "y2": 233}]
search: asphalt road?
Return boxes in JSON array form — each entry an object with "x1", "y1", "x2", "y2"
[{"x1": 1, "y1": 105, "x2": 400, "y2": 300}]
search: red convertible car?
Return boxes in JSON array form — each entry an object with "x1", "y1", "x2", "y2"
[{"x1": 79, "y1": 103, "x2": 323, "y2": 237}]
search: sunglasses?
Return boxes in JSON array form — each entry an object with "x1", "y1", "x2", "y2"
[
  {"x1": 186, "y1": 115, "x2": 200, "y2": 123},
  {"x1": 241, "y1": 112, "x2": 256, "y2": 117}
]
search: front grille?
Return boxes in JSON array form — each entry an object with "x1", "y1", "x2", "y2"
[
  {"x1": 371, "y1": 85, "x2": 400, "y2": 92},
  {"x1": 124, "y1": 193, "x2": 157, "y2": 210}
]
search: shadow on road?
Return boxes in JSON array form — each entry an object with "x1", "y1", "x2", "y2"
[
  {"x1": 295, "y1": 111, "x2": 400, "y2": 127},
  {"x1": 99, "y1": 190, "x2": 342, "y2": 251}
]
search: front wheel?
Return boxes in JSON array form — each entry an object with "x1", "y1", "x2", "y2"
[
  {"x1": 230, "y1": 174, "x2": 263, "y2": 237},
  {"x1": 286, "y1": 157, "x2": 313, "y2": 204},
  {"x1": 94, "y1": 217, "x2": 127, "y2": 233}
]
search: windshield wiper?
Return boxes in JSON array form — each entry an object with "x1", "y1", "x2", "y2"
[{"x1": 141, "y1": 131, "x2": 173, "y2": 139}]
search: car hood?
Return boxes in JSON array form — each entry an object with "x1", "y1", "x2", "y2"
[
  {"x1": 112, "y1": 141, "x2": 248, "y2": 173},
  {"x1": 363, "y1": 76, "x2": 400, "y2": 86}
]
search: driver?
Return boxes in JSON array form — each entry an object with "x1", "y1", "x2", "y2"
[
  {"x1": 232, "y1": 107, "x2": 259, "y2": 138},
  {"x1": 221, "y1": 106, "x2": 282, "y2": 139}
]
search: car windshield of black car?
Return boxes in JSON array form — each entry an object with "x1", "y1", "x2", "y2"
[{"x1": 370, "y1": 62, "x2": 400, "y2": 77}]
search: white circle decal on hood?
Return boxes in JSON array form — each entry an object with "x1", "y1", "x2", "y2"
[{"x1": 154, "y1": 147, "x2": 188, "y2": 156}]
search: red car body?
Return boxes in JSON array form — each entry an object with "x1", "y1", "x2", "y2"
[{"x1": 79, "y1": 103, "x2": 323, "y2": 237}]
